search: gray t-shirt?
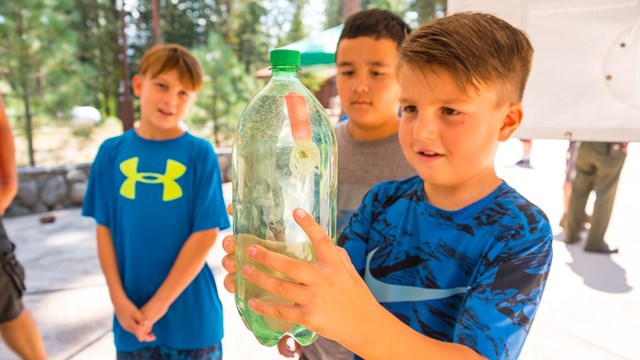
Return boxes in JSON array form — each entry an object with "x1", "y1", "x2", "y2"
[
  {"x1": 335, "y1": 120, "x2": 415, "y2": 233},
  {"x1": 301, "y1": 120, "x2": 415, "y2": 360}
]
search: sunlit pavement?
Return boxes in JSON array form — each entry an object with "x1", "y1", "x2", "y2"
[{"x1": 1, "y1": 138, "x2": 637, "y2": 359}]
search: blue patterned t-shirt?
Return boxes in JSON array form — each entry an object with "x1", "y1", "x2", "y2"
[{"x1": 339, "y1": 176, "x2": 553, "y2": 360}]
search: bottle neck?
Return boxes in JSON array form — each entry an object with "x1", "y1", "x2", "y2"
[{"x1": 271, "y1": 66, "x2": 300, "y2": 80}]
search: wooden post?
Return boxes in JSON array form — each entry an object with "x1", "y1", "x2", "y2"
[
  {"x1": 118, "y1": 0, "x2": 135, "y2": 131},
  {"x1": 152, "y1": 0, "x2": 161, "y2": 44},
  {"x1": 341, "y1": 0, "x2": 360, "y2": 21}
]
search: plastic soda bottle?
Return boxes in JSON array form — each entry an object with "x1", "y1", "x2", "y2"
[{"x1": 231, "y1": 49, "x2": 337, "y2": 346}]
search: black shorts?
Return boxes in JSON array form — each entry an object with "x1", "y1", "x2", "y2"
[{"x1": 0, "y1": 218, "x2": 25, "y2": 323}]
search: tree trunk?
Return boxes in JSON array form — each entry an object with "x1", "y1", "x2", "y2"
[
  {"x1": 118, "y1": 0, "x2": 135, "y2": 131},
  {"x1": 152, "y1": 0, "x2": 161, "y2": 44},
  {"x1": 21, "y1": 88, "x2": 35, "y2": 167},
  {"x1": 212, "y1": 90, "x2": 220, "y2": 147},
  {"x1": 341, "y1": 0, "x2": 360, "y2": 21}
]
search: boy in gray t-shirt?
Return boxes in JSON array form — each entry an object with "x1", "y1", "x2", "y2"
[
  {"x1": 334, "y1": 121, "x2": 414, "y2": 233},
  {"x1": 277, "y1": 9, "x2": 414, "y2": 360}
]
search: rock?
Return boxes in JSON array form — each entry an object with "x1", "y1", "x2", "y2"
[
  {"x1": 39, "y1": 214, "x2": 56, "y2": 224},
  {"x1": 5, "y1": 204, "x2": 31, "y2": 217},
  {"x1": 66, "y1": 168, "x2": 87, "y2": 184},
  {"x1": 40, "y1": 176, "x2": 68, "y2": 207},
  {"x1": 69, "y1": 182, "x2": 87, "y2": 206},
  {"x1": 34, "y1": 203, "x2": 49, "y2": 213},
  {"x1": 16, "y1": 179, "x2": 39, "y2": 207}
]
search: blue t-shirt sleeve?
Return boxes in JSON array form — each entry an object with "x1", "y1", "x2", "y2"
[
  {"x1": 191, "y1": 143, "x2": 230, "y2": 233},
  {"x1": 82, "y1": 141, "x2": 111, "y2": 226},
  {"x1": 339, "y1": 187, "x2": 377, "y2": 276},
  {"x1": 455, "y1": 218, "x2": 553, "y2": 359}
]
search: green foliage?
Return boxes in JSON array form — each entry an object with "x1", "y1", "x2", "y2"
[
  {"x1": 0, "y1": 0, "x2": 78, "y2": 165},
  {"x1": 282, "y1": 0, "x2": 308, "y2": 44},
  {"x1": 299, "y1": 71, "x2": 326, "y2": 94},
  {"x1": 362, "y1": 0, "x2": 408, "y2": 16},
  {"x1": 71, "y1": 0, "x2": 121, "y2": 117},
  {"x1": 409, "y1": 0, "x2": 446, "y2": 25},
  {"x1": 324, "y1": 0, "x2": 342, "y2": 27},
  {"x1": 233, "y1": 1, "x2": 271, "y2": 72},
  {"x1": 0, "y1": 0, "x2": 343, "y2": 164},
  {"x1": 191, "y1": 33, "x2": 261, "y2": 146}
]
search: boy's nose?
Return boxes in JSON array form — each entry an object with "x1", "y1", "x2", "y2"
[
  {"x1": 413, "y1": 116, "x2": 436, "y2": 140},
  {"x1": 353, "y1": 75, "x2": 369, "y2": 93},
  {"x1": 163, "y1": 93, "x2": 178, "y2": 106},
  {"x1": 354, "y1": 83, "x2": 368, "y2": 93}
]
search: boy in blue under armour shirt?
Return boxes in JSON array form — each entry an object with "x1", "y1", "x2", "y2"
[
  {"x1": 221, "y1": 12, "x2": 553, "y2": 360},
  {"x1": 83, "y1": 44, "x2": 229, "y2": 359}
]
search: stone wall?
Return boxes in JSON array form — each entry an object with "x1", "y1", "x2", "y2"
[{"x1": 5, "y1": 149, "x2": 232, "y2": 217}]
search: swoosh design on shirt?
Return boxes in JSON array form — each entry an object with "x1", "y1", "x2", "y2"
[{"x1": 364, "y1": 247, "x2": 469, "y2": 303}]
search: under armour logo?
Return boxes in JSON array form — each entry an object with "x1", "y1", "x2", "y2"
[{"x1": 119, "y1": 157, "x2": 186, "y2": 201}]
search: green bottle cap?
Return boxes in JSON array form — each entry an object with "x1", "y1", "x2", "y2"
[{"x1": 270, "y1": 49, "x2": 301, "y2": 67}]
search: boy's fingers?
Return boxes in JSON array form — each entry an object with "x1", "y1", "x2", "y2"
[
  {"x1": 293, "y1": 208, "x2": 336, "y2": 263},
  {"x1": 131, "y1": 310, "x2": 145, "y2": 325},
  {"x1": 137, "y1": 321, "x2": 156, "y2": 342},
  {"x1": 137, "y1": 331, "x2": 156, "y2": 342},
  {"x1": 221, "y1": 253, "x2": 235, "y2": 273},
  {"x1": 248, "y1": 298, "x2": 304, "y2": 326},
  {"x1": 242, "y1": 264, "x2": 309, "y2": 304},
  {"x1": 226, "y1": 204, "x2": 233, "y2": 215},
  {"x1": 223, "y1": 273, "x2": 236, "y2": 293},
  {"x1": 337, "y1": 247, "x2": 352, "y2": 265},
  {"x1": 221, "y1": 235, "x2": 235, "y2": 254},
  {"x1": 246, "y1": 244, "x2": 316, "y2": 286}
]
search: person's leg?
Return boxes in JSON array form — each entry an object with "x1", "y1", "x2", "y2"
[
  {"x1": 585, "y1": 144, "x2": 626, "y2": 252},
  {"x1": 522, "y1": 139, "x2": 532, "y2": 158},
  {"x1": 0, "y1": 219, "x2": 46, "y2": 360},
  {"x1": 560, "y1": 141, "x2": 577, "y2": 227},
  {"x1": 515, "y1": 139, "x2": 533, "y2": 168},
  {"x1": 565, "y1": 143, "x2": 595, "y2": 243},
  {"x1": 0, "y1": 308, "x2": 46, "y2": 360}
]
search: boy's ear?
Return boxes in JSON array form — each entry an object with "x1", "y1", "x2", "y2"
[
  {"x1": 498, "y1": 103, "x2": 523, "y2": 141},
  {"x1": 132, "y1": 75, "x2": 143, "y2": 97}
]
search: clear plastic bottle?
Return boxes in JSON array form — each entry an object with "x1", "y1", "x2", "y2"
[{"x1": 231, "y1": 49, "x2": 337, "y2": 346}]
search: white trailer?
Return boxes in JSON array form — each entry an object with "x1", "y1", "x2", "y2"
[{"x1": 447, "y1": 0, "x2": 640, "y2": 142}]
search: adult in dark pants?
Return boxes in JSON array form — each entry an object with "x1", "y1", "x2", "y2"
[
  {"x1": 0, "y1": 92, "x2": 47, "y2": 359},
  {"x1": 565, "y1": 141, "x2": 628, "y2": 254}
]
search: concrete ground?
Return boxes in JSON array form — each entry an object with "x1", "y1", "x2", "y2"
[{"x1": 0, "y1": 138, "x2": 637, "y2": 360}]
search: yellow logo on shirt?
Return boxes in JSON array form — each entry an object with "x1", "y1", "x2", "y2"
[{"x1": 119, "y1": 157, "x2": 186, "y2": 201}]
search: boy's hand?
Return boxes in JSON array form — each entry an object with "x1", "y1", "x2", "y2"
[
  {"x1": 221, "y1": 234, "x2": 237, "y2": 293},
  {"x1": 221, "y1": 203, "x2": 236, "y2": 292},
  {"x1": 140, "y1": 300, "x2": 168, "y2": 325},
  {"x1": 240, "y1": 208, "x2": 379, "y2": 345},
  {"x1": 113, "y1": 296, "x2": 156, "y2": 342},
  {"x1": 277, "y1": 335, "x2": 301, "y2": 358},
  {"x1": 135, "y1": 299, "x2": 169, "y2": 342}
]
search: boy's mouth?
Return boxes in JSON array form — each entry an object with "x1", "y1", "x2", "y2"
[
  {"x1": 417, "y1": 149, "x2": 443, "y2": 159},
  {"x1": 158, "y1": 109, "x2": 174, "y2": 116}
]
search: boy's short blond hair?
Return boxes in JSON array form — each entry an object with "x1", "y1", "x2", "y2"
[
  {"x1": 399, "y1": 12, "x2": 533, "y2": 104},
  {"x1": 137, "y1": 44, "x2": 202, "y2": 91}
]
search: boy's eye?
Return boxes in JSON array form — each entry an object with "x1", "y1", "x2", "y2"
[
  {"x1": 155, "y1": 83, "x2": 167, "y2": 89},
  {"x1": 339, "y1": 70, "x2": 354, "y2": 76},
  {"x1": 402, "y1": 105, "x2": 417, "y2": 114},
  {"x1": 442, "y1": 107, "x2": 460, "y2": 116},
  {"x1": 371, "y1": 71, "x2": 384, "y2": 77}
]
